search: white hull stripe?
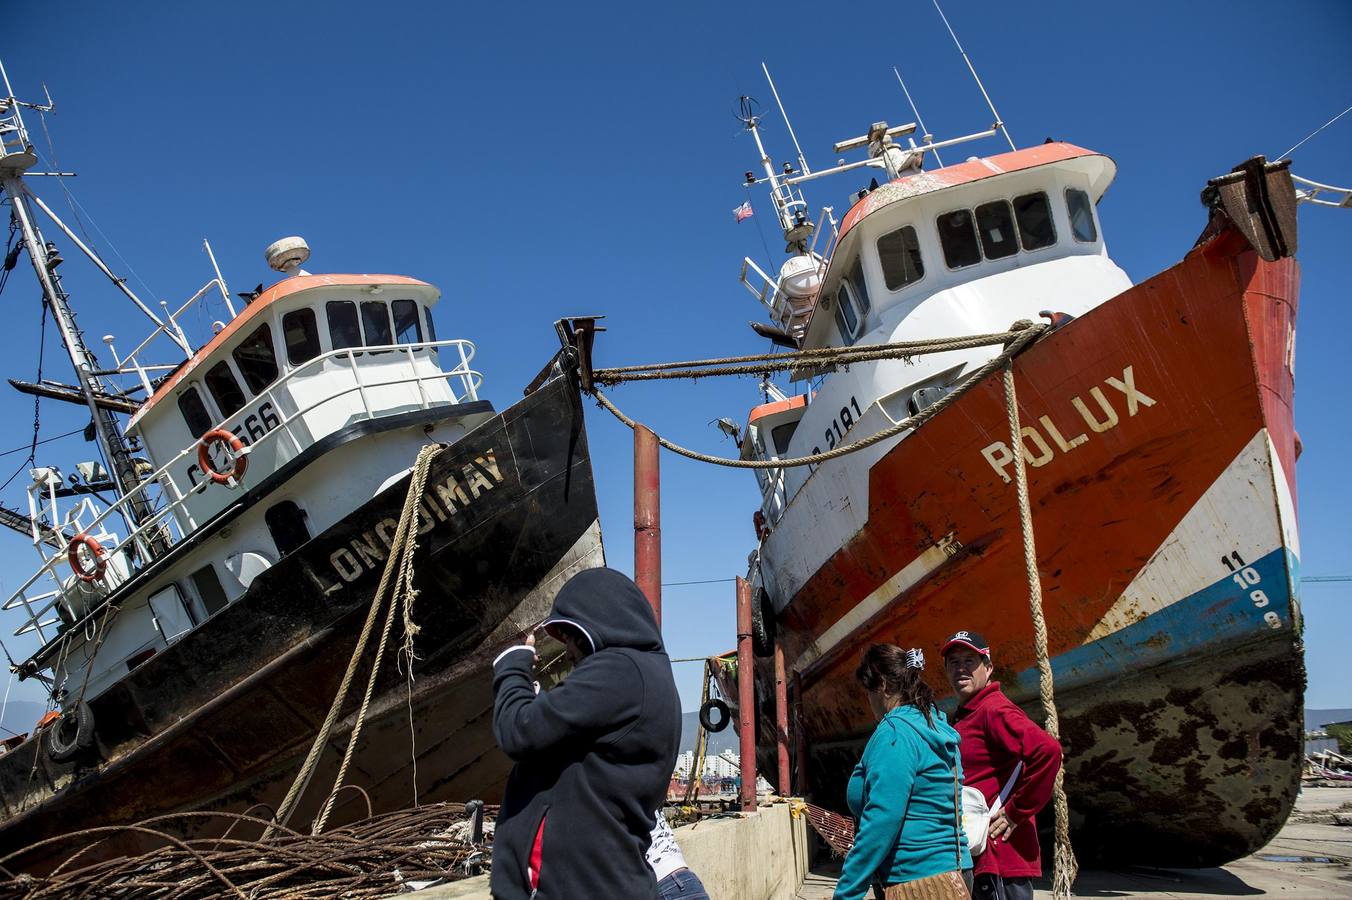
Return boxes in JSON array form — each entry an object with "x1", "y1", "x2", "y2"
[
  {"x1": 1086, "y1": 429, "x2": 1286, "y2": 642},
  {"x1": 791, "y1": 534, "x2": 958, "y2": 675}
]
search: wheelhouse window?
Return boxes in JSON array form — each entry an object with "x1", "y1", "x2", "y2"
[
  {"x1": 975, "y1": 200, "x2": 1018, "y2": 260},
  {"x1": 424, "y1": 308, "x2": 438, "y2": 343},
  {"x1": 282, "y1": 308, "x2": 321, "y2": 366},
  {"x1": 937, "y1": 209, "x2": 981, "y2": 269},
  {"x1": 877, "y1": 225, "x2": 924, "y2": 290},
  {"x1": 847, "y1": 258, "x2": 871, "y2": 316},
  {"x1": 177, "y1": 386, "x2": 213, "y2": 438},
  {"x1": 204, "y1": 361, "x2": 246, "y2": 417},
  {"x1": 1014, "y1": 192, "x2": 1056, "y2": 251},
  {"x1": 361, "y1": 301, "x2": 393, "y2": 350},
  {"x1": 834, "y1": 284, "x2": 859, "y2": 345},
  {"x1": 393, "y1": 299, "x2": 423, "y2": 345},
  {"x1": 327, "y1": 300, "x2": 362, "y2": 350},
  {"x1": 232, "y1": 323, "x2": 279, "y2": 394},
  {"x1": 1066, "y1": 188, "x2": 1097, "y2": 242}
]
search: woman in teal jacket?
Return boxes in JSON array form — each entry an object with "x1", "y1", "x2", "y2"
[{"x1": 834, "y1": 644, "x2": 972, "y2": 900}]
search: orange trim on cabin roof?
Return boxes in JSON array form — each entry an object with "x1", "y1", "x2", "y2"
[
  {"x1": 129, "y1": 274, "x2": 432, "y2": 427},
  {"x1": 837, "y1": 143, "x2": 1102, "y2": 241},
  {"x1": 748, "y1": 394, "x2": 808, "y2": 425}
]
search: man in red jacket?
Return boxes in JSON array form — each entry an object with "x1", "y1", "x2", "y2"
[{"x1": 942, "y1": 631, "x2": 1062, "y2": 900}]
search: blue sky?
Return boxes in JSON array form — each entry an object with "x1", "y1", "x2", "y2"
[{"x1": 0, "y1": 0, "x2": 1348, "y2": 716}]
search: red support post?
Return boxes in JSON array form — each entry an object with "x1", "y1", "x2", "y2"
[
  {"x1": 793, "y1": 673, "x2": 809, "y2": 796},
  {"x1": 736, "y1": 576, "x2": 757, "y2": 812},
  {"x1": 634, "y1": 424, "x2": 661, "y2": 628},
  {"x1": 774, "y1": 641, "x2": 790, "y2": 796}
]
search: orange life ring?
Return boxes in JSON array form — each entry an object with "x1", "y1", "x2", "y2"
[
  {"x1": 198, "y1": 428, "x2": 248, "y2": 485},
  {"x1": 67, "y1": 532, "x2": 107, "y2": 583}
]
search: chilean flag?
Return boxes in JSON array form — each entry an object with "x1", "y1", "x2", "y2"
[{"x1": 733, "y1": 201, "x2": 754, "y2": 223}]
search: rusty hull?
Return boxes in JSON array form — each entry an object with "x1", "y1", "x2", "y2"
[{"x1": 747, "y1": 216, "x2": 1306, "y2": 867}]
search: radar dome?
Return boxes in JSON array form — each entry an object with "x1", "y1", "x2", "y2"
[{"x1": 265, "y1": 236, "x2": 311, "y2": 273}]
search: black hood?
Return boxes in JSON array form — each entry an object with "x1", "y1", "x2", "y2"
[{"x1": 543, "y1": 567, "x2": 664, "y2": 654}]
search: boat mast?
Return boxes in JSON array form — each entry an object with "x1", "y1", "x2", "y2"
[{"x1": 0, "y1": 63, "x2": 159, "y2": 545}]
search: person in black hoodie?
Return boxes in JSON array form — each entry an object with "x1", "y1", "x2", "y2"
[{"x1": 490, "y1": 567, "x2": 681, "y2": 899}]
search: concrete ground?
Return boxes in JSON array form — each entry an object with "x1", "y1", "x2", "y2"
[{"x1": 796, "y1": 787, "x2": 1352, "y2": 899}]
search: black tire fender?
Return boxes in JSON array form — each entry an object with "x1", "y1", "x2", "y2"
[
  {"x1": 46, "y1": 700, "x2": 95, "y2": 763},
  {"x1": 699, "y1": 698, "x2": 731, "y2": 733}
]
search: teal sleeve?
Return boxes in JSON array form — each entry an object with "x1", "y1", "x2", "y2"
[{"x1": 833, "y1": 729, "x2": 918, "y2": 900}]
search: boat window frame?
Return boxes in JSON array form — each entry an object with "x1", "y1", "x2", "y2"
[
  {"x1": 326, "y1": 299, "x2": 363, "y2": 353},
  {"x1": 1013, "y1": 190, "x2": 1057, "y2": 252},
  {"x1": 392, "y1": 298, "x2": 424, "y2": 345},
  {"x1": 265, "y1": 499, "x2": 312, "y2": 557},
  {"x1": 360, "y1": 299, "x2": 394, "y2": 354},
  {"x1": 203, "y1": 358, "x2": 249, "y2": 418},
  {"x1": 974, "y1": 199, "x2": 1019, "y2": 260},
  {"x1": 190, "y1": 563, "x2": 230, "y2": 618},
  {"x1": 176, "y1": 385, "x2": 214, "y2": 438},
  {"x1": 424, "y1": 306, "x2": 438, "y2": 343},
  {"x1": 833, "y1": 281, "x2": 861, "y2": 345},
  {"x1": 281, "y1": 306, "x2": 322, "y2": 367},
  {"x1": 1065, "y1": 187, "x2": 1098, "y2": 243},
  {"x1": 147, "y1": 582, "x2": 196, "y2": 643},
  {"x1": 936, "y1": 207, "x2": 982, "y2": 270},
  {"x1": 231, "y1": 321, "x2": 280, "y2": 395},
  {"x1": 876, "y1": 224, "x2": 925, "y2": 291},
  {"x1": 846, "y1": 256, "x2": 871, "y2": 317},
  {"x1": 770, "y1": 420, "x2": 800, "y2": 456}
]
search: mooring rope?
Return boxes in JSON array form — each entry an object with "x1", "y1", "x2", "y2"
[
  {"x1": 590, "y1": 322, "x2": 1046, "y2": 469},
  {"x1": 1002, "y1": 360, "x2": 1077, "y2": 899},
  {"x1": 310, "y1": 443, "x2": 443, "y2": 835},
  {"x1": 265, "y1": 444, "x2": 444, "y2": 839},
  {"x1": 592, "y1": 328, "x2": 1035, "y2": 385}
]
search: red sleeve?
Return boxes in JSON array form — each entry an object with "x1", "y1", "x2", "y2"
[{"x1": 984, "y1": 702, "x2": 1062, "y2": 826}]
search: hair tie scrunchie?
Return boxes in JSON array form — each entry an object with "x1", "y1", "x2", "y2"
[{"x1": 905, "y1": 648, "x2": 925, "y2": 670}]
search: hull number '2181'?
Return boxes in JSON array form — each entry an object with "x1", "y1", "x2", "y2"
[
  {"x1": 185, "y1": 401, "x2": 281, "y2": 486},
  {"x1": 809, "y1": 396, "x2": 863, "y2": 459}
]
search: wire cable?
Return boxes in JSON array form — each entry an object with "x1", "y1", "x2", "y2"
[{"x1": 1275, "y1": 103, "x2": 1352, "y2": 162}]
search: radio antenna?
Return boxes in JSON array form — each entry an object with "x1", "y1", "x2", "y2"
[
  {"x1": 893, "y1": 66, "x2": 944, "y2": 167},
  {"x1": 931, "y1": 0, "x2": 1016, "y2": 151},
  {"x1": 762, "y1": 63, "x2": 811, "y2": 176}
]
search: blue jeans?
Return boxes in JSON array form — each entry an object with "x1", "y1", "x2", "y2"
[{"x1": 658, "y1": 867, "x2": 710, "y2": 899}]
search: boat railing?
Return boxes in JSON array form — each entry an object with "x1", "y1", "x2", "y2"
[
  {"x1": 758, "y1": 463, "x2": 789, "y2": 527},
  {"x1": 1292, "y1": 174, "x2": 1352, "y2": 208},
  {"x1": 806, "y1": 206, "x2": 839, "y2": 262},
  {"x1": 3, "y1": 336, "x2": 482, "y2": 649}
]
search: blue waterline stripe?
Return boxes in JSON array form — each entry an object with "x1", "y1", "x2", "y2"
[{"x1": 1004, "y1": 547, "x2": 1293, "y2": 698}]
